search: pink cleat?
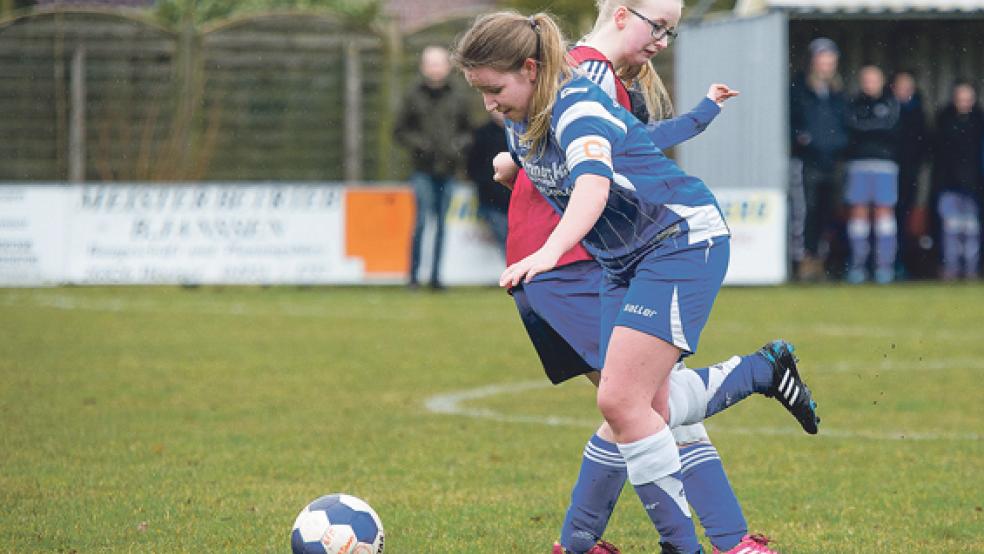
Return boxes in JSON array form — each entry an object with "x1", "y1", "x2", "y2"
[
  {"x1": 552, "y1": 539, "x2": 622, "y2": 554},
  {"x1": 712, "y1": 534, "x2": 779, "y2": 554}
]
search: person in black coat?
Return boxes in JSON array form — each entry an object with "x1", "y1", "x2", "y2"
[
  {"x1": 933, "y1": 80, "x2": 984, "y2": 280},
  {"x1": 890, "y1": 71, "x2": 935, "y2": 279},
  {"x1": 465, "y1": 110, "x2": 510, "y2": 252}
]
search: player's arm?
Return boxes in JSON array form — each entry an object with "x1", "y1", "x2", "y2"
[
  {"x1": 499, "y1": 93, "x2": 621, "y2": 287},
  {"x1": 645, "y1": 84, "x2": 738, "y2": 149},
  {"x1": 492, "y1": 151, "x2": 520, "y2": 189},
  {"x1": 499, "y1": 173, "x2": 608, "y2": 287}
]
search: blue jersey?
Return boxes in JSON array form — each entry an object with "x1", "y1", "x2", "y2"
[
  {"x1": 505, "y1": 75, "x2": 729, "y2": 274},
  {"x1": 575, "y1": 55, "x2": 722, "y2": 150}
]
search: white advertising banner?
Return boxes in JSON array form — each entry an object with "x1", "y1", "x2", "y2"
[
  {"x1": 0, "y1": 183, "x2": 786, "y2": 287},
  {"x1": 63, "y1": 184, "x2": 364, "y2": 285},
  {"x1": 0, "y1": 185, "x2": 70, "y2": 286},
  {"x1": 716, "y1": 188, "x2": 788, "y2": 285}
]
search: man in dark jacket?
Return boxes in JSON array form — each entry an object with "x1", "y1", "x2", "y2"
[
  {"x1": 844, "y1": 64, "x2": 901, "y2": 284},
  {"x1": 933, "y1": 80, "x2": 984, "y2": 280},
  {"x1": 395, "y1": 45, "x2": 473, "y2": 290},
  {"x1": 789, "y1": 37, "x2": 849, "y2": 281}
]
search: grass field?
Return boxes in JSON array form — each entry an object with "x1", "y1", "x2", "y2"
[{"x1": 1, "y1": 284, "x2": 982, "y2": 553}]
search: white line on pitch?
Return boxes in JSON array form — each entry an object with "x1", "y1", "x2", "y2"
[{"x1": 424, "y1": 380, "x2": 981, "y2": 442}]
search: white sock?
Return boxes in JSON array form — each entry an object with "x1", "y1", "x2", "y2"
[
  {"x1": 617, "y1": 426, "x2": 680, "y2": 485},
  {"x1": 667, "y1": 356, "x2": 742, "y2": 428}
]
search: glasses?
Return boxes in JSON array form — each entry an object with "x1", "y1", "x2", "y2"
[{"x1": 626, "y1": 7, "x2": 678, "y2": 43}]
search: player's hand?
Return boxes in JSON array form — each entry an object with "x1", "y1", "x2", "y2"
[
  {"x1": 498, "y1": 247, "x2": 561, "y2": 288},
  {"x1": 706, "y1": 84, "x2": 739, "y2": 106},
  {"x1": 492, "y1": 151, "x2": 519, "y2": 189}
]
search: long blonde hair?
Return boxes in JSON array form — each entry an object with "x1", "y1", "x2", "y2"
[
  {"x1": 453, "y1": 11, "x2": 573, "y2": 159},
  {"x1": 592, "y1": 0, "x2": 676, "y2": 121}
]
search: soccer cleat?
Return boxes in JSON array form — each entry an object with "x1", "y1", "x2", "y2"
[
  {"x1": 759, "y1": 340, "x2": 820, "y2": 434},
  {"x1": 874, "y1": 267, "x2": 894, "y2": 285},
  {"x1": 589, "y1": 540, "x2": 621, "y2": 554},
  {"x1": 552, "y1": 540, "x2": 621, "y2": 554},
  {"x1": 712, "y1": 533, "x2": 778, "y2": 553},
  {"x1": 659, "y1": 542, "x2": 703, "y2": 554},
  {"x1": 846, "y1": 267, "x2": 867, "y2": 284}
]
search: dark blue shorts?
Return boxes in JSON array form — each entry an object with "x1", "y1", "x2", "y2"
[
  {"x1": 511, "y1": 260, "x2": 604, "y2": 384},
  {"x1": 599, "y1": 236, "x2": 729, "y2": 363}
]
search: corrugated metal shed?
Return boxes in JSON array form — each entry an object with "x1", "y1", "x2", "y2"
[
  {"x1": 737, "y1": 0, "x2": 984, "y2": 16},
  {"x1": 675, "y1": 12, "x2": 789, "y2": 191}
]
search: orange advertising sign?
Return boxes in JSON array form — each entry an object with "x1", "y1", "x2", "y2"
[{"x1": 344, "y1": 187, "x2": 415, "y2": 278}]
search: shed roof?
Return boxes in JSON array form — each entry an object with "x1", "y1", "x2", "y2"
[{"x1": 735, "y1": 0, "x2": 984, "y2": 17}]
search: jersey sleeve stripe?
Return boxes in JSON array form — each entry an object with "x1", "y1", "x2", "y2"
[
  {"x1": 578, "y1": 61, "x2": 619, "y2": 105},
  {"x1": 556, "y1": 101, "x2": 627, "y2": 144}
]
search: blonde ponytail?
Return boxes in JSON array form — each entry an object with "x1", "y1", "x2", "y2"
[
  {"x1": 620, "y1": 60, "x2": 674, "y2": 121},
  {"x1": 453, "y1": 11, "x2": 573, "y2": 159}
]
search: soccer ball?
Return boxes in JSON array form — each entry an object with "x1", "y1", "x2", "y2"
[{"x1": 291, "y1": 493, "x2": 385, "y2": 554}]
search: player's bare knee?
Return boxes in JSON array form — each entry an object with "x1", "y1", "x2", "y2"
[{"x1": 596, "y1": 389, "x2": 639, "y2": 430}]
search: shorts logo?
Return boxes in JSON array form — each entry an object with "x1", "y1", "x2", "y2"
[{"x1": 623, "y1": 303, "x2": 657, "y2": 317}]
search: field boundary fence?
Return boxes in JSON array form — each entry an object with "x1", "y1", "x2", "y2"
[{"x1": 0, "y1": 7, "x2": 488, "y2": 183}]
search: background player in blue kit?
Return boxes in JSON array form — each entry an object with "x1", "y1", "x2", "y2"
[
  {"x1": 454, "y1": 11, "x2": 819, "y2": 554},
  {"x1": 844, "y1": 65, "x2": 901, "y2": 284}
]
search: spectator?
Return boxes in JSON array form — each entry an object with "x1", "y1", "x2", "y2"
[
  {"x1": 789, "y1": 37, "x2": 849, "y2": 281},
  {"x1": 395, "y1": 45, "x2": 473, "y2": 290},
  {"x1": 844, "y1": 64, "x2": 901, "y2": 284},
  {"x1": 890, "y1": 70, "x2": 934, "y2": 279},
  {"x1": 933, "y1": 80, "x2": 984, "y2": 281},
  {"x1": 465, "y1": 110, "x2": 510, "y2": 251}
]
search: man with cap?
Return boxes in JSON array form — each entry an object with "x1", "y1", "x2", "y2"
[{"x1": 789, "y1": 37, "x2": 849, "y2": 281}]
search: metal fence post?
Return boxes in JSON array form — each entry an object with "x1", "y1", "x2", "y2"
[
  {"x1": 344, "y1": 41, "x2": 362, "y2": 182},
  {"x1": 68, "y1": 45, "x2": 86, "y2": 183},
  {"x1": 377, "y1": 20, "x2": 402, "y2": 181}
]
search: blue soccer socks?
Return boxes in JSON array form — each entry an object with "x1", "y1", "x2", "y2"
[
  {"x1": 698, "y1": 354, "x2": 774, "y2": 419},
  {"x1": 619, "y1": 428, "x2": 701, "y2": 554},
  {"x1": 560, "y1": 434, "x2": 628, "y2": 554},
  {"x1": 667, "y1": 353, "x2": 773, "y2": 427},
  {"x1": 679, "y1": 441, "x2": 747, "y2": 551}
]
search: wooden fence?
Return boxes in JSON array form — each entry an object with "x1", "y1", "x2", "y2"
[{"x1": 0, "y1": 8, "x2": 487, "y2": 182}]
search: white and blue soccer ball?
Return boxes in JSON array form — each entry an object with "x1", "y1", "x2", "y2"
[{"x1": 291, "y1": 493, "x2": 385, "y2": 554}]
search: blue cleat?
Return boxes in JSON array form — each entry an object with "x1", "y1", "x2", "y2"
[
  {"x1": 759, "y1": 340, "x2": 820, "y2": 434},
  {"x1": 846, "y1": 267, "x2": 867, "y2": 284}
]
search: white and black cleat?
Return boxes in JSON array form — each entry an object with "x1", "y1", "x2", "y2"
[{"x1": 760, "y1": 339, "x2": 820, "y2": 434}]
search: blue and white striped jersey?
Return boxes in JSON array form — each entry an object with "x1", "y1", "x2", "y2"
[
  {"x1": 505, "y1": 75, "x2": 729, "y2": 274},
  {"x1": 574, "y1": 55, "x2": 722, "y2": 150}
]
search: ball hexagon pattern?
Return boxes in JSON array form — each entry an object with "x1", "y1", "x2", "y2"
[{"x1": 291, "y1": 494, "x2": 384, "y2": 554}]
